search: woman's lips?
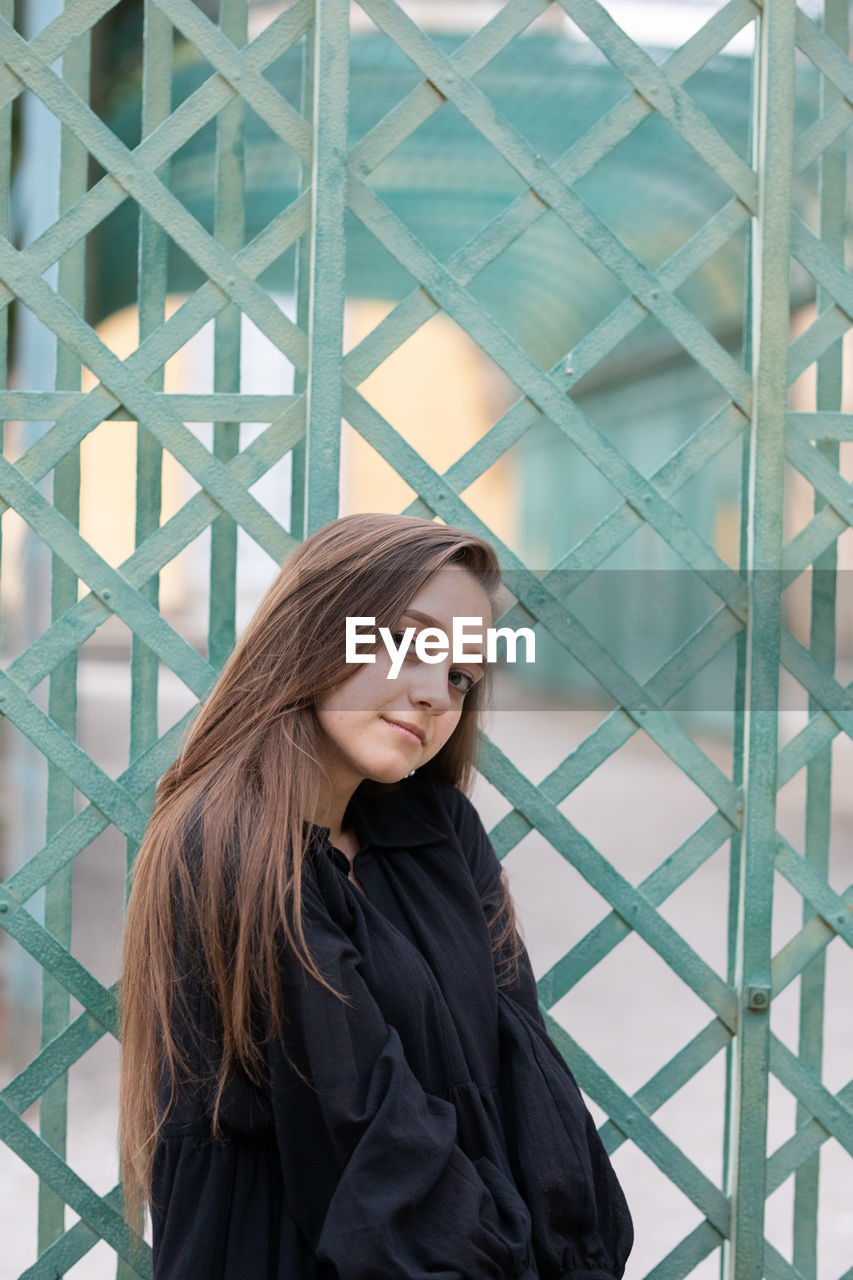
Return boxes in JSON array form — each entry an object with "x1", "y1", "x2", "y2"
[{"x1": 383, "y1": 718, "x2": 424, "y2": 746}]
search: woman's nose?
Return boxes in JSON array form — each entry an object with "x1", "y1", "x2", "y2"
[{"x1": 406, "y1": 661, "x2": 452, "y2": 714}]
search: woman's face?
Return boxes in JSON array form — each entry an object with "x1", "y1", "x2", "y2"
[{"x1": 314, "y1": 565, "x2": 492, "y2": 794}]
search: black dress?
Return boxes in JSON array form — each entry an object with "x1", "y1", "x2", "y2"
[{"x1": 150, "y1": 770, "x2": 633, "y2": 1279}]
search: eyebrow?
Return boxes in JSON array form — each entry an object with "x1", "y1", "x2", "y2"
[{"x1": 403, "y1": 609, "x2": 440, "y2": 628}]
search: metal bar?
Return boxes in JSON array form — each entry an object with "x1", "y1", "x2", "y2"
[
  {"x1": 346, "y1": 182, "x2": 751, "y2": 612},
  {"x1": 0, "y1": 14, "x2": 306, "y2": 365},
  {"x1": 3, "y1": 998, "x2": 113, "y2": 1115},
  {"x1": 767, "y1": 1077, "x2": 853, "y2": 1196},
  {"x1": 289, "y1": 18, "x2": 314, "y2": 540},
  {"x1": 771, "y1": 1036, "x2": 853, "y2": 1158},
  {"x1": 38, "y1": 7, "x2": 89, "y2": 1253},
  {"x1": 597, "y1": 1019, "x2": 732, "y2": 1156},
  {"x1": 0, "y1": 671, "x2": 151, "y2": 840},
  {"x1": 476, "y1": 735, "x2": 739, "y2": 1029},
  {"x1": 791, "y1": 218, "x2": 853, "y2": 321},
  {"x1": 0, "y1": 2, "x2": 842, "y2": 1275},
  {"x1": 0, "y1": 239, "x2": 295, "y2": 559},
  {"x1": 787, "y1": 306, "x2": 849, "y2": 384},
  {"x1": 343, "y1": 380, "x2": 744, "y2": 824},
  {"x1": 646, "y1": 1222, "x2": 724, "y2": 1280},
  {"x1": 344, "y1": 13, "x2": 752, "y2": 395},
  {"x1": 357, "y1": 0, "x2": 753, "y2": 411},
  {"x1": 119, "y1": 2, "x2": 173, "y2": 1270},
  {"x1": 772, "y1": 879, "x2": 853, "y2": 1001},
  {"x1": 723, "y1": 38, "x2": 758, "y2": 1274},
  {"x1": 4, "y1": 714, "x2": 194, "y2": 909},
  {"x1": 790, "y1": 59, "x2": 846, "y2": 1278},
  {"x1": 0, "y1": 2, "x2": 314, "y2": 329},
  {"x1": 787, "y1": 411, "x2": 853, "y2": 440},
  {"x1": 537, "y1": 813, "x2": 734, "y2": 1004},
  {"x1": 209, "y1": 0, "x2": 247, "y2": 670},
  {"x1": 346, "y1": 192, "x2": 749, "y2": 412},
  {"x1": 21, "y1": 1184, "x2": 140, "y2": 1280},
  {"x1": 800, "y1": 82, "x2": 845, "y2": 1220},
  {"x1": 130, "y1": 0, "x2": 172, "y2": 829},
  {"x1": 0, "y1": 391, "x2": 297, "y2": 419},
  {"x1": 303, "y1": 0, "x2": 348, "y2": 534},
  {"x1": 0, "y1": 1095, "x2": 150, "y2": 1274},
  {"x1": 727, "y1": 1, "x2": 796, "y2": 1274},
  {"x1": 4, "y1": 0, "x2": 63, "y2": 1077},
  {"x1": 0, "y1": 194, "x2": 309, "y2": 530},
  {"x1": 152, "y1": 0, "x2": 310, "y2": 162},
  {"x1": 0, "y1": 890, "x2": 117, "y2": 1029},
  {"x1": 0, "y1": 455, "x2": 217, "y2": 693},
  {"x1": 554, "y1": 0, "x2": 756, "y2": 202},
  {"x1": 544, "y1": 1011, "x2": 732, "y2": 1235},
  {"x1": 7, "y1": 410, "x2": 303, "y2": 703}
]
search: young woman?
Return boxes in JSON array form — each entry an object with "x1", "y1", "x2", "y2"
[{"x1": 119, "y1": 512, "x2": 633, "y2": 1279}]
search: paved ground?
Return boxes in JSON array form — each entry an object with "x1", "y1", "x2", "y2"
[{"x1": 1, "y1": 661, "x2": 851, "y2": 1278}]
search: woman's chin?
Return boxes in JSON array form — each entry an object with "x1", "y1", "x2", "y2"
[{"x1": 364, "y1": 756, "x2": 417, "y2": 785}]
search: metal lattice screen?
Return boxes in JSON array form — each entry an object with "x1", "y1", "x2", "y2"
[{"x1": 0, "y1": 0, "x2": 851, "y2": 1277}]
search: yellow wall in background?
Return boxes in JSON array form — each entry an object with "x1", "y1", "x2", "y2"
[
  {"x1": 341, "y1": 300, "x2": 518, "y2": 550},
  {"x1": 74, "y1": 295, "x2": 519, "y2": 630},
  {"x1": 79, "y1": 301, "x2": 190, "y2": 615}
]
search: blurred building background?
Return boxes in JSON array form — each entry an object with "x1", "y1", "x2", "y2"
[
  {"x1": 2, "y1": 0, "x2": 848, "y2": 706},
  {"x1": 1, "y1": 1, "x2": 852, "y2": 1277}
]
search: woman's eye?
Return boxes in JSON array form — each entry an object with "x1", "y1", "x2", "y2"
[{"x1": 449, "y1": 669, "x2": 475, "y2": 695}]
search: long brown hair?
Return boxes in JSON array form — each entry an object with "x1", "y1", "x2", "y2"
[{"x1": 118, "y1": 513, "x2": 525, "y2": 1227}]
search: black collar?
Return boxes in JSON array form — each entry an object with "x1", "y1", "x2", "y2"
[{"x1": 306, "y1": 773, "x2": 446, "y2": 852}]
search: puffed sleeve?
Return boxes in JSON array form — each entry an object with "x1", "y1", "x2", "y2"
[
  {"x1": 265, "y1": 868, "x2": 537, "y2": 1280},
  {"x1": 442, "y1": 782, "x2": 634, "y2": 1279}
]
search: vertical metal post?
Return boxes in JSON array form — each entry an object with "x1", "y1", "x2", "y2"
[
  {"x1": 722, "y1": 31, "x2": 759, "y2": 1280},
  {"x1": 290, "y1": 22, "x2": 315, "y2": 541},
  {"x1": 4, "y1": 0, "x2": 61, "y2": 1038},
  {"x1": 209, "y1": 0, "x2": 247, "y2": 668},
  {"x1": 120, "y1": 4, "x2": 172, "y2": 1270},
  {"x1": 129, "y1": 0, "x2": 172, "y2": 862},
  {"x1": 792, "y1": 1, "x2": 846, "y2": 1273},
  {"x1": 38, "y1": 11, "x2": 89, "y2": 1255},
  {"x1": 727, "y1": 2, "x2": 795, "y2": 1276},
  {"x1": 303, "y1": 0, "x2": 349, "y2": 536},
  {"x1": 722, "y1": 179, "x2": 755, "y2": 1280}
]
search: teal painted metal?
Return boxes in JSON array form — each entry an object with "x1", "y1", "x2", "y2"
[
  {"x1": 39, "y1": 9, "x2": 89, "y2": 1256},
  {"x1": 726, "y1": 5, "x2": 796, "y2": 1279},
  {"x1": 304, "y1": 0, "x2": 349, "y2": 536},
  {"x1": 209, "y1": 0, "x2": 246, "y2": 668},
  {"x1": 793, "y1": 6, "x2": 846, "y2": 1279},
  {"x1": 0, "y1": 2, "x2": 850, "y2": 1277}
]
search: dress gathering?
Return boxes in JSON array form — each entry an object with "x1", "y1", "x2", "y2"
[{"x1": 150, "y1": 769, "x2": 633, "y2": 1279}]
